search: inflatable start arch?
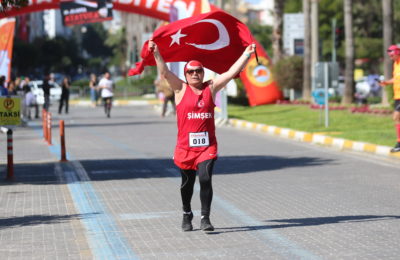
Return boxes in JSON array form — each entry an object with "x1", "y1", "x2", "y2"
[
  {"x1": 0, "y1": 0, "x2": 208, "y2": 21},
  {"x1": 0, "y1": 0, "x2": 282, "y2": 106}
]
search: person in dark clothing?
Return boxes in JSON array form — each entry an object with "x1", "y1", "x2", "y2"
[
  {"x1": 42, "y1": 75, "x2": 51, "y2": 111},
  {"x1": 59, "y1": 77, "x2": 70, "y2": 114},
  {"x1": 0, "y1": 75, "x2": 8, "y2": 96}
]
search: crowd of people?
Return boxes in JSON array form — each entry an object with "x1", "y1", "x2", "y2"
[
  {"x1": 0, "y1": 71, "x2": 115, "y2": 120},
  {"x1": 0, "y1": 75, "x2": 38, "y2": 119}
]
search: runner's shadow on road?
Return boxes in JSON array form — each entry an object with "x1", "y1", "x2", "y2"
[
  {"x1": 215, "y1": 155, "x2": 335, "y2": 174},
  {"x1": 0, "y1": 213, "x2": 99, "y2": 230},
  {"x1": 208, "y1": 215, "x2": 400, "y2": 235},
  {"x1": 0, "y1": 155, "x2": 334, "y2": 184}
]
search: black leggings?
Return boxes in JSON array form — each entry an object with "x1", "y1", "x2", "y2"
[{"x1": 180, "y1": 159, "x2": 215, "y2": 217}]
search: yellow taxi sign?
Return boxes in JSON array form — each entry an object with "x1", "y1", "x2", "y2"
[{"x1": 0, "y1": 97, "x2": 21, "y2": 126}]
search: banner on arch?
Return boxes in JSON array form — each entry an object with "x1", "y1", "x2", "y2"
[{"x1": 60, "y1": 0, "x2": 113, "y2": 26}]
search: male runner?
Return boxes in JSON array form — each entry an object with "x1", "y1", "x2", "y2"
[{"x1": 149, "y1": 40, "x2": 255, "y2": 231}]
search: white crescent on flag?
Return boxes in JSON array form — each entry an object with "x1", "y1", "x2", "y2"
[{"x1": 186, "y1": 19, "x2": 230, "y2": 50}]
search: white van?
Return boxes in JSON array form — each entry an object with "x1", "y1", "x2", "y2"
[{"x1": 28, "y1": 80, "x2": 62, "y2": 105}]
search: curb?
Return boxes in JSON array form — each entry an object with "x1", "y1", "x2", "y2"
[{"x1": 228, "y1": 118, "x2": 400, "y2": 160}]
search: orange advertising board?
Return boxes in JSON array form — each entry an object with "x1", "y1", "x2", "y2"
[{"x1": 0, "y1": 18, "x2": 16, "y2": 82}]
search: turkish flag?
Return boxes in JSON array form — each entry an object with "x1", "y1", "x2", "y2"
[
  {"x1": 128, "y1": 10, "x2": 254, "y2": 76},
  {"x1": 240, "y1": 40, "x2": 283, "y2": 106}
]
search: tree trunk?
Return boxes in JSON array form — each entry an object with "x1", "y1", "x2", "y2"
[
  {"x1": 272, "y1": 0, "x2": 285, "y2": 64},
  {"x1": 342, "y1": 0, "x2": 354, "y2": 105},
  {"x1": 382, "y1": 0, "x2": 393, "y2": 106},
  {"x1": 302, "y1": 0, "x2": 311, "y2": 101}
]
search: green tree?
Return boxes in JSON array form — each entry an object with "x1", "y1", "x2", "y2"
[
  {"x1": 248, "y1": 23, "x2": 272, "y2": 55},
  {"x1": 342, "y1": 0, "x2": 355, "y2": 105},
  {"x1": 12, "y1": 36, "x2": 84, "y2": 76},
  {"x1": 81, "y1": 23, "x2": 112, "y2": 58},
  {"x1": 272, "y1": 0, "x2": 285, "y2": 64},
  {"x1": 303, "y1": 0, "x2": 311, "y2": 101},
  {"x1": 382, "y1": 0, "x2": 393, "y2": 106},
  {"x1": 105, "y1": 27, "x2": 128, "y2": 74},
  {"x1": 12, "y1": 39, "x2": 38, "y2": 76}
]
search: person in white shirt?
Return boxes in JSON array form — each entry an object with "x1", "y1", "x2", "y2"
[
  {"x1": 23, "y1": 86, "x2": 39, "y2": 119},
  {"x1": 98, "y1": 72, "x2": 114, "y2": 118}
]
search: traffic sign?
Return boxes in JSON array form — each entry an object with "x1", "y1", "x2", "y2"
[{"x1": 0, "y1": 97, "x2": 21, "y2": 126}]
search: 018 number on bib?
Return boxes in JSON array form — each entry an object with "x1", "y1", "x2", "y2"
[{"x1": 189, "y1": 132, "x2": 209, "y2": 147}]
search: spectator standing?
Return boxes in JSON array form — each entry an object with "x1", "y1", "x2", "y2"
[
  {"x1": 89, "y1": 73, "x2": 99, "y2": 107},
  {"x1": 18, "y1": 76, "x2": 30, "y2": 96},
  {"x1": 98, "y1": 72, "x2": 114, "y2": 118},
  {"x1": 23, "y1": 85, "x2": 39, "y2": 119},
  {"x1": 155, "y1": 76, "x2": 176, "y2": 117},
  {"x1": 7, "y1": 80, "x2": 17, "y2": 95},
  {"x1": 0, "y1": 75, "x2": 8, "y2": 96},
  {"x1": 42, "y1": 74, "x2": 51, "y2": 111},
  {"x1": 59, "y1": 77, "x2": 70, "y2": 114}
]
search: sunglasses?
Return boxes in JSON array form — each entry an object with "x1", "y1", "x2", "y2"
[{"x1": 186, "y1": 69, "x2": 204, "y2": 75}]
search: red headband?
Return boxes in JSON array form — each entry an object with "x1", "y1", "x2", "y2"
[{"x1": 184, "y1": 60, "x2": 204, "y2": 74}]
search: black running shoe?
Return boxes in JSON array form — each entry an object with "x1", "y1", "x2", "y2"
[
  {"x1": 390, "y1": 142, "x2": 400, "y2": 153},
  {"x1": 181, "y1": 212, "x2": 193, "y2": 231},
  {"x1": 200, "y1": 216, "x2": 214, "y2": 231}
]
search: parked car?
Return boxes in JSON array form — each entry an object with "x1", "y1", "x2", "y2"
[{"x1": 28, "y1": 80, "x2": 62, "y2": 105}]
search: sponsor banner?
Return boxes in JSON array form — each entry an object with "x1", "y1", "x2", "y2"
[
  {"x1": 0, "y1": 18, "x2": 16, "y2": 82},
  {"x1": 240, "y1": 40, "x2": 282, "y2": 106},
  {"x1": 60, "y1": 0, "x2": 113, "y2": 26},
  {"x1": 0, "y1": 97, "x2": 21, "y2": 126}
]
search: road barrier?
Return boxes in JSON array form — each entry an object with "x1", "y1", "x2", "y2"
[
  {"x1": 42, "y1": 109, "x2": 52, "y2": 145},
  {"x1": 6, "y1": 129, "x2": 13, "y2": 180},
  {"x1": 42, "y1": 109, "x2": 47, "y2": 141},
  {"x1": 47, "y1": 112, "x2": 52, "y2": 145},
  {"x1": 59, "y1": 120, "x2": 67, "y2": 162}
]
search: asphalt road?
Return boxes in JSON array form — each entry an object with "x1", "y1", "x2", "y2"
[{"x1": 0, "y1": 104, "x2": 399, "y2": 259}]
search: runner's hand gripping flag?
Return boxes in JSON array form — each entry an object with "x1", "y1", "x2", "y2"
[{"x1": 128, "y1": 10, "x2": 255, "y2": 76}]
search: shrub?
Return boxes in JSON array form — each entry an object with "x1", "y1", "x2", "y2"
[{"x1": 272, "y1": 56, "x2": 303, "y2": 92}]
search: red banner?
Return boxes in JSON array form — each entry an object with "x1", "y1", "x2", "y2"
[
  {"x1": 0, "y1": 18, "x2": 16, "y2": 82},
  {"x1": 0, "y1": 0, "x2": 60, "y2": 18},
  {"x1": 0, "y1": 0, "x2": 207, "y2": 21},
  {"x1": 240, "y1": 41, "x2": 282, "y2": 106}
]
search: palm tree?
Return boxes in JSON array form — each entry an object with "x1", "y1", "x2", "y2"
[
  {"x1": 272, "y1": 0, "x2": 285, "y2": 64},
  {"x1": 342, "y1": 0, "x2": 354, "y2": 105},
  {"x1": 302, "y1": 0, "x2": 311, "y2": 101},
  {"x1": 382, "y1": 0, "x2": 393, "y2": 106}
]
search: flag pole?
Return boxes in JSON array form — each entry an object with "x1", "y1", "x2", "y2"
[{"x1": 255, "y1": 48, "x2": 260, "y2": 65}]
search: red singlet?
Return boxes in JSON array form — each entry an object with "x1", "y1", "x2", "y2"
[{"x1": 173, "y1": 81, "x2": 218, "y2": 170}]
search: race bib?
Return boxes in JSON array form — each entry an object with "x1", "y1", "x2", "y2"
[{"x1": 189, "y1": 132, "x2": 209, "y2": 147}]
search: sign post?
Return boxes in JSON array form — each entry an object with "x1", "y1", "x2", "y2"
[
  {"x1": 0, "y1": 97, "x2": 21, "y2": 180},
  {"x1": 312, "y1": 62, "x2": 332, "y2": 127},
  {"x1": 0, "y1": 97, "x2": 21, "y2": 126}
]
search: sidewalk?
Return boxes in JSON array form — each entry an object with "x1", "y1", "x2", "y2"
[{"x1": 228, "y1": 118, "x2": 400, "y2": 160}]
